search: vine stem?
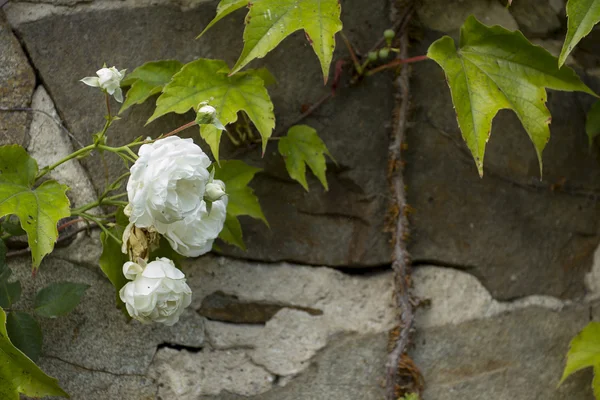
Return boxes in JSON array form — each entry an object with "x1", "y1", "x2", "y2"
[
  {"x1": 6, "y1": 224, "x2": 99, "y2": 258},
  {"x1": 160, "y1": 120, "x2": 197, "y2": 139},
  {"x1": 385, "y1": 6, "x2": 422, "y2": 399},
  {"x1": 366, "y1": 55, "x2": 428, "y2": 76}
]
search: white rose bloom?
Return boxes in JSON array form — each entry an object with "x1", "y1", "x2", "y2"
[
  {"x1": 156, "y1": 195, "x2": 228, "y2": 257},
  {"x1": 119, "y1": 257, "x2": 192, "y2": 326},
  {"x1": 127, "y1": 136, "x2": 211, "y2": 228},
  {"x1": 81, "y1": 66, "x2": 127, "y2": 103}
]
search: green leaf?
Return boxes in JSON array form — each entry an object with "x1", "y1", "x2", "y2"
[
  {"x1": 119, "y1": 60, "x2": 183, "y2": 114},
  {"x1": 594, "y1": 368, "x2": 600, "y2": 399},
  {"x1": 34, "y1": 282, "x2": 89, "y2": 318},
  {"x1": 6, "y1": 312, "x2": 42, "y2": 362},
  {"x1": 560, "y1": 322, "x2": 600, "y2": 385},
  {"x1": 560, "y1": 0, "x2": 600, "y2": 67},
  {"x1": 148, "y1": 59, "x2": 275, "y2": 161},
  {"x1": 278, "y1": 125, "x2": 334, "y2": 191},
  {"x1": 213, "y1": 160, "x2": 267, "y2": 224},
  {"x1": 1, "y1": 216, "x2": 25, "y2": 237},
  {"x1": 197, "y1": 0, "x2": 249, "y2": 38},
  {"x1": 586, "y1": 100, "x2": 600, "y2": 147},
  {"x1": 0, "y1": 145, "x2": 71, "y2": 268},
  {"x1": 0, "y1": 277, "x2": 21, "y2": 309},
  {"x1": 427, "y1": 16, "x2": 595, "y2": 177},
  {"x1": 0, "y1": 308, "x2": 69, "y2": 399},
  {"x1": 223, "y1": 0, "x2": 343, "y2": 83},
  {"x1": 99, "y1": 225, "x2": 129, "y2": 313},
  {"x1": 218, "y1": 213, "x2": 246, "y2": 250}
]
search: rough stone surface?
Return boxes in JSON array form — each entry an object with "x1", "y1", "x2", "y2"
[
  {"x1": 509, "y1": 0, "x2": 562, "y2": 37},
  {"x1": 27, "y1": 85, "x2": 97, "y2": 208},
  {"x1": 416, "y1": 0, "x2": 518, "y2": 34},
  {"x1": 12, "y1": 1, "x2": 394, "y2": 267},
  {"x1": 412, "y1": 305, "x2": 595, "y2": 400},
  {"x1": 0, "y1": 11, "x2": 35, "y2": 146},
  {"x1": 406, "y1": 31, "x2": 600, "y2": 300}
]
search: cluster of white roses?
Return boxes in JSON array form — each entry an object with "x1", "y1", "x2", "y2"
[{"x1": 82, "y1": 67, "x2": 228, "y2": 326}]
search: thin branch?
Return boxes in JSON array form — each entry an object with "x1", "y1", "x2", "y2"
[
  {"x1": 366, "y1": 55, "x2": 428, "y2": 76},
  {"x1": 160, "y1": 120, "x2": 197, "y2": 139},
  {"x1": 385, "y1": 7, "x2": 422, "y2": 399},
  {"x1": 6, "y1": 224, "x2": 99, "y2": 258}
]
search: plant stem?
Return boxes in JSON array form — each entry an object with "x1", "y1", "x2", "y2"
[
  {"x1": 366, "y1": 55, "x2": 429, "y2": 76},
  {"x1": 160, "y1": 120, "x2": 198, "y2": 139},
  {"x1": 340, "y1": 31, "x2": 362, "y2": 74},
  {"x1": 105, "y1": 93, "x2": 111, "y2": 120},
  {"x1": 36, "y1": 143, "x2": 96, "y2": 180}
]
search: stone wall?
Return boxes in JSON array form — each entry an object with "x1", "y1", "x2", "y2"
[{"x1": 1, "y1": 0, "x2": 600, "y2": 399}]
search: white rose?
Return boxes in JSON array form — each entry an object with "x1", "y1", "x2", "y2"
[
  {"x1": 195, "y1": 101, "x2": 225, "y2": 130},
  {"x1": 119, "y1": 257, "x2": 192, "y2": 326},
  {"x1": 156, "y1": 196, "x2": 228, "y2": 257},
  {"x1": 81, "y1": 66, "x2": 127, "y2": 103},
  {"x1": 127, "y1": 136, "x2": 211, "y2": 228}
]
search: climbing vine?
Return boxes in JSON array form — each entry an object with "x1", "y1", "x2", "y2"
[{"x1": 1, "y1": 0, "x2": 600, "y2": 398}]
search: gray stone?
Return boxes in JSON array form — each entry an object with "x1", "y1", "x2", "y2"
[
  {"x1": 195, "y1": 333, "x2": 389, "y2": 400},
  {"x1": 27, "y1": 86, "x2": 98, "y2": 209},
  {"x1": 416, "y1": 0, "x2": 518, "y2": 34},
  {"x1": 0, "y1": 11, "x2": 35, "y2": 146},
  {"x1": 510, "y1": 0, "x2": 562, "y2": 37},
  {"x1": 13, "y1": 1, "x2": 395, "y2": 267},
  {"x1": 412, "y1": 305, "x2": 594, "y2": 400},
  {"x1": 406, "y1": 32, "x2": 600, "y2": 300}
]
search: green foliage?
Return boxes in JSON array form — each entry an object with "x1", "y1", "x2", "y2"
[
  {"x1": 120, "y1": 60, "x2": 183, "y2": 113},
  {"x1": 586, "y1": 100, "x2": 600, "y2": 146},
  {"x1": 1, "y1": 216, "x2": 25, "y2": 237},
  {"x1": 399, "y1": 394, "x2": 420, "y2": 400},
  {"x1": 560, "y1": 0, "x2": 600, "y2": 67},
  {"x1": 148, "y1": 59, "x2": 275, "y2": 161},
  {"x1": 561, "y1": 322, "x2": 600, "y2": 397},
  {"x1": 99, "y1": 225, "x2": 129, "y2": 312},
  {"x1": 0, "y1": 308, "x2": 68, "y2": 399},
  {"x1": 0, "y1": 241, "x2": 21, "y2": 309},
  {"x1": 0, "y1": 145, "x2": 70, "y2": 268},
  {"x1": 6, "y1": 312, "x2": 42, "y2": 362},
  {"x1": 427, "y1": 16, "x2": 595, "y2": 176},
  {"x1": 34, "y1": 282, "x2": 89, "y2": 318},
  {"x1": 278, "y1": 125, "x2": 334, "y2": 191},
  {"x1": 200, "y1": 0, "x2": 343, "y2": 82},
  {"x1": 213, "y1": 160, "x2": 266, "y2": 249}
]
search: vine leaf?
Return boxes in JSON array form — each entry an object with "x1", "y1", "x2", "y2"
[
  {"x1": 148, "y1": 59, "x2": 275, "y2": 162},
  {"x1": 586, "y1": 100, "x2": 600, "y2": 146},
  {"x1": 0, "y1": 145, "x2": 70, "y2": 269},
  {"x1": 6, "y1": 312, "x2": 42, "y2": 362},
  {"x1": 34, "y1": 282, "x2": 90, "y2": 318},
  {"x1": 99, "y1": 224, "x2": 128, "y2": 314},
  {"x1": 213, "y1": 160, "x2": 266, "y2": 249},
  {"x1": 0, "y1": 308, "x2": 69, "y2": 399},
  {"x1": 120, "y1": 60, "x2": 183, "y2": 113},
  {"x1": 560, "y1": 0, "x2": 600, "y2": 67},
  {"x1": 200, "y1": 0, "x2": 343, "y2": 83},
  {"x1": 560, "y1": 322, "x2": 600, "y2": 397},
  {"x1": 278, "y1": 125, "x2": 334, "y2": 191},
  {"x1": 427, "y1": 16, "x2": 595, "y2": 177},
  {"x1": 197, "y1": 0, "x2": 248, "y2": 38}
]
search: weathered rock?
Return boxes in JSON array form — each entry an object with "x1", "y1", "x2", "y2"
[
  {"x1": 412, "y1": 305, "x2": 594, "y2": 400},
  {"x1": 406, "y1": 31, "x2": 600, "y2": 300},
  {"x1": 28, "y1": 86, "x2": 97, "y2": 208},
  {"x1": 416, "y1": 0, "x2": 518, "y2": 34},
  {"x1": 199, "y1": 291, "x2": 322, "y2": 324},
  {"x1": 0, "y1": 11, "x2": 35, "y2": 146},
  {"x1": 12, "y1": 1, "x2": 394, "y2": 267},
  {"x1": 509, "y1": 0, "x2": 562, "y2": 37},
  {"x1": 196, "y1": 333, "x2": 389, "y2": 400}
]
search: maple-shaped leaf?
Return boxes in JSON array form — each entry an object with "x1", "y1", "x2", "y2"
[
  {"x1": 199, "y1": 0, "x2": 343, "y2": 83},
  {"x1": 119, "y1": 60, "x2": 183, "y2": 113},
  {"x1": 0, "y1": 145, "x2": 70, "y2": 268},
  {"x1": 428, "y1": 16, "x2": 595, "y2": 176},
  {"x1": 560, "y1": 0, "x2": 600, "y2": 67},
  {"x1": 213, "y1": 160, "x2": 266, "y2": 250},
  {"x1": 278, "y1": 125, "x2": 335, "y2": 191},
  {"x1": 0, "y1": 308, "x2": 69, "y2": 399},
  {"x1": 560, "y1": 322, "x2": 600, "y2": 398},
  {"x1": 148, "y1": 59, "x2": 275, "y2": 162}
]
